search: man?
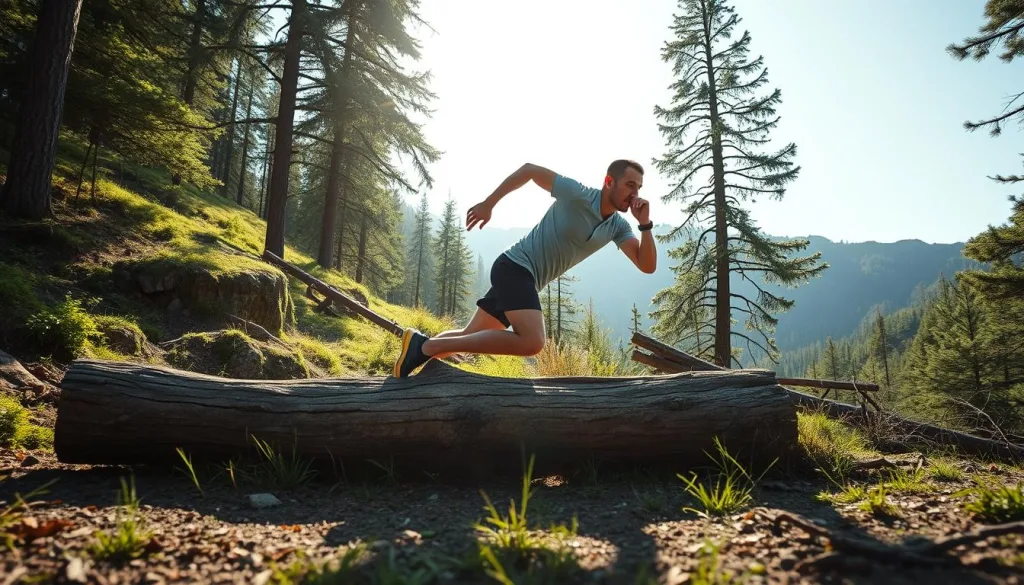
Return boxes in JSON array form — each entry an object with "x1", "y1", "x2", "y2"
[{"x1": 393, "y1": 159, "x2": 657, "y2": 378}]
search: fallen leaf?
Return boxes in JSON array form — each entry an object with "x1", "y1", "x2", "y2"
[{"x1": 9, "y1": 517, "x2": 73, "y2": 541}]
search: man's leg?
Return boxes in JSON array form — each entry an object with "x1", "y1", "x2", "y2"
[
  {"x1": 420, "y1": 308, "x2": 545, "y2": 357},
  {"x1": 428, "y1": 307, "x2": 507, "y2": 361}
]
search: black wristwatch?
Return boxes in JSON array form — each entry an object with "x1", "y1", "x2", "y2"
[{"x1": 638, "y1": 222, "x2": 654, "y2": 232}]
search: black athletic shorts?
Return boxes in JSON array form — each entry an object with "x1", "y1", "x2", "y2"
[{"x1": 476, "y1": 253, "x2": 543, "y2": 328}]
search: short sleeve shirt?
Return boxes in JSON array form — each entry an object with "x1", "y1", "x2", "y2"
[{"x1": 503, "y1": 174, "x2": 635, "y2": 291}]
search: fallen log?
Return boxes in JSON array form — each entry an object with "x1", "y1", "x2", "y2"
[
  {"x1": 776, "y1": 377, "x2": 879, "y2": 393},
  {"x1": 262, "y1": 250, "x2": 403, "y2": 337},
  {"x1": 54, "y1": 359, "x2": 799, "y2": 476},
  {"x1": 632, "y1": 345, "x2": 1024, "y2": 463}
]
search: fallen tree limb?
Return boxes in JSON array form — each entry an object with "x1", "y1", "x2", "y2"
[
  {"x1": 53, "y1": 359, "x2": 799, "y2": 475},
  {"x1": 771, "y1": 510, "x2": 1024, "y2": 573},
  {"x1": 262, "y1": 250, "x2": 403, "y2": 336}
]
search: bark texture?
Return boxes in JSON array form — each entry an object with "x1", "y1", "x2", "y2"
[{"x1": 54, "y1": 359, "x2": 799, "y2": 475}]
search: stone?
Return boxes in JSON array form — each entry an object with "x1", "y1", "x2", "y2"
[{"x1": 248, "y1": 493, "x2": 281, "y2": 509}]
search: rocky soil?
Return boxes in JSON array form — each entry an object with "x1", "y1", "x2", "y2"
[{"x1": 3, "y1": 422, "x2": 1024, "y2": 585}]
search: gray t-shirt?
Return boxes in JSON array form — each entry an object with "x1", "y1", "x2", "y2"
[{"x1": 503, "y1": 174, "x2": 635, "y2": 291}]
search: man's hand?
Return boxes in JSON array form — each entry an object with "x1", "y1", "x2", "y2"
[
  {"x1": 466, "y1": 201, "x2": 493, "y2": 230},
  {"x1": 630, "y1": 197, "x2": 650, "y2": 224}
]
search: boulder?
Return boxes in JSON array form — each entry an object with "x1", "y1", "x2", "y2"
[
  {"x1": 162, "y1": 329, "x2": 309, "y2": 380},
  {"x1": 125, "y1": 256, "x2": 291, "y2": 335}
]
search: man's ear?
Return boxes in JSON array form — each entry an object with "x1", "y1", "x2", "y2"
[{"x1": 604, "y1": 175, "x2": 613, "y2": 187}]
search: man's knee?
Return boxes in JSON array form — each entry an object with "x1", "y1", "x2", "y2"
[{"x1": 521, "y1": 332, "x2": 545, "y2": 356}]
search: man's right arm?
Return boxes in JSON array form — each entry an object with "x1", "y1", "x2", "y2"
[
  {"x1": 467, "y1": 163, "x2": 557, "y2": 230},
  {"x1": 483, "y1": 163, "x2": 556, "y2": 207}
]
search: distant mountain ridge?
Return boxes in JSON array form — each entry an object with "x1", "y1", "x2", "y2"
[{"x1": 400, "y1": 203, "x2": 981, "y2": 359}]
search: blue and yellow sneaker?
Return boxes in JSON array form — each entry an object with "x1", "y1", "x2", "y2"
[{"x1": 393, "y1": 328, "x2": 431, "y2": 378}]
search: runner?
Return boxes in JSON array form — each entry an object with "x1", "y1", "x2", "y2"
[{"x1": 394, "y1": 159, "x2": 657, "y2": 378}]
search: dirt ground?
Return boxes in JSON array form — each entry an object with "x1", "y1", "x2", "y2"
[{"x1": 3, "y1": 429, "x2": 1024, "y2": 585}]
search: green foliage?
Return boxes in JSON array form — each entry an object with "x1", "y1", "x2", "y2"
[
  {"x1": 958, "y1": 478, "x2": 1024, "y2": 523},
  {"x1": 24, "y1": 294, "x2": 101, "y2": 362},
  {"x1": 0, "y1": 395, "x2": 27, "y2": 447},
  {"x1": 797, "y1": 410, "x2": 871, "y2": 486}
]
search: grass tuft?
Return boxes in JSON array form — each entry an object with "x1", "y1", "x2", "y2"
[
  {"x1": 678, "y1": 437, "x2": 775, "y2": 518},
  {"x1": 958, "y1": 479, "x2": 1024, "y2": 523},
  {"x1": 88, "y1": 476, "x2": 154, "y2": 563}
]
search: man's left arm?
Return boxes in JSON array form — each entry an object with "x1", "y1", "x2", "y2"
[
  {"x1": 618, "y1": 196, "x2": 657, "y2": 274},
  {"x1": 619, "y1": 230, "x2": 657, "y2": 274}
]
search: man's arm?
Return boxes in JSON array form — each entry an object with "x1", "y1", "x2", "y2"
[
  {"x1": 620, "y1": 231, "x2": 657, "y2": 274},
  {"x1": 467, "y1": 163, "x2": 556, "y2": 230}
]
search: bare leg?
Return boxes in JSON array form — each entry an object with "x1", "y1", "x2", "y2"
[
  {"x1": 428, "y1": 308, "x2": 506, "y2": 361},
  {"x1": 422, "y1": 309, "x2": 545, "y2": 357}
]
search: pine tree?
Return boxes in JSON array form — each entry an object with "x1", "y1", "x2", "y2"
[
  {"x1": 651, "y1": 0, "x2": 826, "y2": 367},
  {"x1": 948, "y1": 3, "x2": 1024, "y2": 301},
  {"x1": 631, "y1": 303, "x2": 642, "y2": 333},
  {"x1": 870, "y1": 307, "x2": 892, "y2": 390},
  {"x1": 409, "y1": 193, "x2": 433, "y2": 307}
]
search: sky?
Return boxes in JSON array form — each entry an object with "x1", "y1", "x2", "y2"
[{"x1": 383, "y1": 0, "x2": 1024, "y2": 245}]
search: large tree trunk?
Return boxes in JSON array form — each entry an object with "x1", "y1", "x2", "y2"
[
  {"x1": 316, "y1": 10, "x2": 357, "y2": 268},
  {"x1": 1, "y1": 0, "x2": 83, "y2": 220},
  {"x1": 263, "y1": 0, "x2": 305, "y2": 258},
  {"x1": 702, "y1": 10, "x2": 730, "y2": 368},
  {"x1": 53, "y1": 359, "x2": 798, "y2": 475}
]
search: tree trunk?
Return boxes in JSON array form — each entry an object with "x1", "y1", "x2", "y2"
[
  {"x1": 236, "y1": 67, "x2": 255, "y2": 206},
  {"x1": 220, "y1": 57, "x2": 242, "y2": 197},
  {"x1": 182, "y1": 0, "x2": 205, "y2": 106},
  {"x1": 263, "y1": 0, "x2": 305, "y2": 258},
  {"x1": 354, "y1": 213, "x2": 368, "y2": 283},
  {"x1": 316, "y1": 11, "x2": 357, "y2": 268},
  {"x1": 1, "y1": 0, "x2": 83, "y2": 220},
  {"x1": 53, "y1": 359, "x2": 798, "y2": 475},
  {"x1": 702, "y1": 8, "x2": 730, "y2": 368}
]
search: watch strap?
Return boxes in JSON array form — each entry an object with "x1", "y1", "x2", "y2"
[{"x1": 638, "y1": 222, "x2": 654, "y2": 232}]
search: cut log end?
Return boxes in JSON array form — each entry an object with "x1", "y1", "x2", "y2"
[{"x1": 54, "y1": 359, "x2": 801, "y2": 477}]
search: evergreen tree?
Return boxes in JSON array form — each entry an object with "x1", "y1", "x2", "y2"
[
  {"x1": 431, "y1": 198, "x2": 472, "y2": 317},
  {"x1": 651, "y1": 0, "x2": 826, "y2": 367},
  {"x1": 870, "y1": 307, "x2": 892, "y2": 390}
]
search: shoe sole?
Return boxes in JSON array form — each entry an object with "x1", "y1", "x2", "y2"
[{"x1": 394, "y1": 328, "x2": 413, "y2": 378}]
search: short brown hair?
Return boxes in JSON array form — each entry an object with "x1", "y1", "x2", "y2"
[{"x1": 607, "y1": 159, "x2": 644, "y2": 179}]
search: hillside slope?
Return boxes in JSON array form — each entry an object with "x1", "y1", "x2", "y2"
[{"x1": 0, "y1": 138, "x2": 467, "y2": 383}]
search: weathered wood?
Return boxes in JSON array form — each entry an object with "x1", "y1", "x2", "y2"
[
  {"x1": 53, "y1": 359, "x2": 799, "y2": 474},
  {"x1": 263, "y1": 250, "x2": 403, "y2": 336},
  {"x1": 777, "y1": 377, "x2": 879, "y2": 393},
  {"x1": 631, "y1": 332, "x2": 722, "y2": 371}
]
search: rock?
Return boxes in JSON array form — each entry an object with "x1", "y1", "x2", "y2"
[
  {"x1": 0, "y1": 349, "x2": 46, "y2": 391},
  {"x1": 20, "y1": 455, "x2": 39, "y2": 467},
  {"x1": 164, "y1": 330, "x2": 309, "y2": 380},
  {"x1": 248, "y1": 494, "x2": 281, "y2": 509},
  {"x1": 129, "y1": 259, "x2": 290, "y2": 334},
  {"x1": 65, "y1": 557, "x2": 89, "y2": 583}
]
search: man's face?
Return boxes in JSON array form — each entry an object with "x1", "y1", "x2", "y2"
[{"x1": 607, "y1": 167, "x2": 643, "y2": 212}]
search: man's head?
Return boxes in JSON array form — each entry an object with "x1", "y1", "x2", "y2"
[{"x1": 603, "y1": 159, "x2": 644, "y2": 212}]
